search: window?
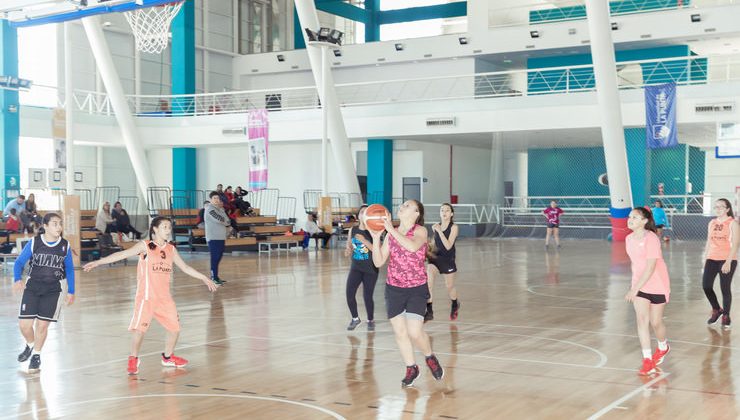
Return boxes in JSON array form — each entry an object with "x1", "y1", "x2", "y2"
[{"x1": 17, "y1": 25, "x2": 58, "y2": 108}]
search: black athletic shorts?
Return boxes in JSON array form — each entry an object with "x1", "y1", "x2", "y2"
[
  {"x1": 432, "y1": 257, "x2": 457, "y2": 274},
  {"x1": 18, "y1": 280, "x2": 64, "y2": 322},
  {"x1": 547, "y1": 223, "x2": 560, "y2": 228},
  {"x1": 656, "y1": 224, "x2": 665, "y2": 229},
  {"x1": 385, "y1": 283, "x2": 429, "y2": 319},
  {"x1": 636, "y1": 291, "x2": 666, "y2": 305}
]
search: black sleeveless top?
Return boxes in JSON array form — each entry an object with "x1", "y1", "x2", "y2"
[
  {"x1": 350, "y1": 228, "x2": 378, "y2": 274},
  {"x1": 29, "y1": 235, "x2": 69, "y2": 284},
  {"x1": 433, "y1": 223, "x2": 456, "y2": 260}
]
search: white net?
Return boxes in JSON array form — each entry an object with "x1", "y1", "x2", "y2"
[{"x1": 124, "y1": 2, "x2": 184, "y2": 54}]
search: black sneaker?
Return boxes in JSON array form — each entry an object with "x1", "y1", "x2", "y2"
[
  {"x1": 722, "y1": 314, "x2": 732, "y2": 329},
  {"x1": 425, "y1": 354, "x2": 444, "y2": 380},
  {"x1": 401, "y1": 365, "x2": 420, "y2": 387},
  {"x1": 347, "y1": 318, "x2": 361, "y2": 331},
  {"x1": 708, "y1": 308, "x2": 723, "y2": 324},
  {"x1": 17, "y1": 345, "x2": 32, "y2": 363},
  {"x1": 367, "y1": 320, "x2": 375, "y2": 331},
  {"x1": 28, "y1": 354, "x2": 41, "y2": 373},
  {"x1": 212, "y1": 277, "x2": 226, "y2": 286},
  {"x1": 424, "y1": 304, "x2": 434, "y2": 323},
  {"x1": 450, "y1": 300, "x2": 460, "y2": 321}
]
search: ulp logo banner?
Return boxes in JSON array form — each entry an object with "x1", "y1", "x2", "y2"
[{"x1": 644, "y1": 83, "x2": 678, "y2": 149}]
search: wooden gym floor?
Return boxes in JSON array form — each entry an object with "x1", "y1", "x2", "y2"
[{"x1": 0, "y1": 238, "x2": 737, "y2": 419}]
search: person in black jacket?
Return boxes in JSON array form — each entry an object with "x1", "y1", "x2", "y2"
[{"x1": 112, "y1": 202, "x2": 142, "y2": 240}]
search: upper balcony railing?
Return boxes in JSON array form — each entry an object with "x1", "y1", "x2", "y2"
[
  {"x1": 488, "y1": 0, "x2": 737, "y2": 28},
  {"x1": 61, "y1": 53, "x2": 740, "y2": 117}
]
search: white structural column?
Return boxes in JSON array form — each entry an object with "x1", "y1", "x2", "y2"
[
  {"x1": 321, "y1": 45, "x2": 329, "y2": 195},
  {"x1": 294, "y1": 0, "x2": 360, "y2": 195},
  {"x1": 488, "y1": 133, "x2": 505, "y2": 206},
  {"x1": 63, "y1": 23, "x2": 75, "y2": 193},
  {"x1": 97, "y1": 147, "x2": 104, "y2": 187},
  {"x1": 82, "y1": 16, "x2": 154, "y2": 204},
  {"x1": 585, "y1": 0, "x2": 631, "y2": 211},
  {"x1": 515, "y1": 151, "x2": 528, "y2": 208}
]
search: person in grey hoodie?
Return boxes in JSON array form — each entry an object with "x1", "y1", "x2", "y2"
[{"x1": 205, "y1": 191, "x2": 231, "y2": 285}]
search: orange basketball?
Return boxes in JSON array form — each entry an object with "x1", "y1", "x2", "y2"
[{"x1": 363, "y1": 204, "x2": 389, "y2": 232}]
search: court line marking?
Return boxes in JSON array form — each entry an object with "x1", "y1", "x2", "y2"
[
  {"x1": 526, "y1": 286, "x2": 623, "y2": 302},
  {"x1": 423, "y1": 329, "x2": 608, "y2": 368},
  {"x1": 274, "y1": 332, "x2": 633, "y2": 372},
  {"x1": 0, "y1": 335, "x2": 248, "y2": 388},
  {"x1": 9, "y1": 393, "x2": 346, "y2": 420},
  {"x1": 427, "y1": 320, "x2": 740, "y2": 350},
  {"x1": 587, "y1": 372, "x2": 671, "y2": 419}
]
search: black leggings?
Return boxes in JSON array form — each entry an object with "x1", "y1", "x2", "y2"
[
  {"x1": 703, "y1": 259, "x2": 738, "y2": 313},
  {"x1": 346, "y1": 270, "x2": 378, "y2": 321}
]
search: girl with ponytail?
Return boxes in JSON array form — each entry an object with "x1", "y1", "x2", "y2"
[{"x1": 625, "y1": 207, "x2": 671, "y2": 376}]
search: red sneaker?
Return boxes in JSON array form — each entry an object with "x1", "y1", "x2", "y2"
[
  {"x1": 161, "y1": 353, "x2": 188, "y2": 368},
  {"x1": 127, "y1": 356, "x2": 139, "y2": 375},
  {"x1": 652, "y1": 345, "x2": 670, "y2": 366},
  {"x1": 638, "y1": 358, "x2": 656, "y2": 376}
]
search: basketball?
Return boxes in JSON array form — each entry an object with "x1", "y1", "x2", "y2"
[{"x1": 363, "y1": 204, "x2": 389, "y2": 231}]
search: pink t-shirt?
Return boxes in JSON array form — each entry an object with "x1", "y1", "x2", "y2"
[
  {"x1": 387, "y1": 225, "x2": 428, "y2": 288},
  {"x1": 626, "y1": 230, "x2": 670, "y2": 300},
  {"x1": 543, "y1": 207, "x2": 564, "y2": 224}
]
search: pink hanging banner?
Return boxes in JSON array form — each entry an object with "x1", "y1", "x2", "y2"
[{"x1": 248, "y1": 109, "x2": 269, "y2": 191}]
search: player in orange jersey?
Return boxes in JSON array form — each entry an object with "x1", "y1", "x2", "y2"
[{"x1": 84, "y1": 217, "x2": 218, "y2": 375}]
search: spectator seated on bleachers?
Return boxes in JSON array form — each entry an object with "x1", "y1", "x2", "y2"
[
  {"x1": 3, "y1": 195, "x2": 25, "y2": 221},
  {"x1": 96, "y1": 201, "x2": 117, "y2": 235},
  {"x1": 6, "y1": 208, "x2": 21, "y2": 233},
  {"x1": 196, "y1": 201, "x2": 208, "y2": 229},
  {"x1": 112, "y1": 201, "x2": 142, "y2": 240},
  {"x1": 303, "y1": 212, "x2": 332, "y2": 249},
  {"x1": 21, "y1": 193, "x2": 41, "y2": 233},
  {"x1": 234, "y1": 186, "x2": 255, "y2": 216}
]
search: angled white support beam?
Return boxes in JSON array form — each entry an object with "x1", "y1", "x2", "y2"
[
  {"x1": 82, "y1": 15, "x2": 154, "y2": 206},
  {"x1": 294, "y1": 1, "x2": 361, "y2": 195}
]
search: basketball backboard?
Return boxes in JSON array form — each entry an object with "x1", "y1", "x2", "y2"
[{"x1": 0, "y1": 0, "x2": 176, "y2": 27}]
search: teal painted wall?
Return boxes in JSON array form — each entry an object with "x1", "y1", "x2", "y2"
[
  {"x1": 171, "y1": 1, "x2": 196, "y2": 203},
  {"x1": 528, "y1": 137, "x2": 699, "y2": 202},
  {"x1": 688, "y1": 146, "x2": 705, "y2": 194},
  {"x1": 625, "y1": 128, "x2": 650, "y2": 207},
  {"x1": 367, "y1": 139, "x2": 393, "y2": 209},
  {"x1": 527, "y1": 147, "x2": 608, "y2": 196},
  {"x1": 172, "y1": 148, "x2": 196, "y2": 208},
  {"x1": 0, "y1": 21, "x2": 20, "y2": 198}
]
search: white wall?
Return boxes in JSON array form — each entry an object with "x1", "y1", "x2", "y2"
[
  {"x1": 452, "y1": 145, "x2": 492, "y2": 203},
  {"x1": 704, "y1": 151, "x2": 740, "y2": 197},
  {"x1": 147, "y1": 148, "x2": 173, "y2": 188},
  {"x1": 392, "y1": 149, "x2": 423, "y2": 201},
  {"x1": 196, "y1": 145, "x2": 250, "y2": 191},
  {"x1": 239, "y1": 57, "x2": 476, "y2": 94}
]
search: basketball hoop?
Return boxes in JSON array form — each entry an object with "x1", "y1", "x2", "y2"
[{"x1": 124, "y1": 1, "x2": 183, "y2": 54}]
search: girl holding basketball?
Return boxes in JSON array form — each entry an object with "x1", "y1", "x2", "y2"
[
  {"x1": 624, "y1": 207, "x2": 671, "y2": 376},
  {"x1": 370, "y1": 200, "x2": 444, "y2": 387},
  {"x1": 344, "y1": 205, "x2": 378, "y2": 331},
  {"x1": 83, "y1": 217, "x2": 218, "y2": 375},
  {"x1": 425, "y1": 203, "x2": 460, "y2": 322}
]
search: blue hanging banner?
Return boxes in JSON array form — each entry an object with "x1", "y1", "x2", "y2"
[{"x1": 645, "y1": 82, "x2": 678, "y2": 149}]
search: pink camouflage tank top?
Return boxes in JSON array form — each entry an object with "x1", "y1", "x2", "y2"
[{"x1": 387, "y1": 225, "x2": 428, "y2": 288}]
